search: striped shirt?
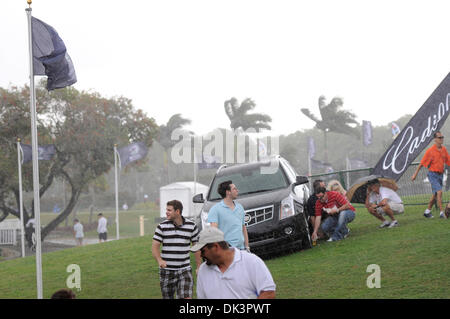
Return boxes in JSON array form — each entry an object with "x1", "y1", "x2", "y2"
[
  {"x1": 315, "y1": 191, "x2": 355, "y2": 217},
  {"x1": 153, "y1": 217, "x2": 199, "y2": 270}
]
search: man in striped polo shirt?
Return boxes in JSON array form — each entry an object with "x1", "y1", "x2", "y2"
[
  {"x1": 311, "y1": 186, "x2": 356, "y2": 242},
  {"x1": 152, "y1": 200, "x2": 202, "y2": 299}
]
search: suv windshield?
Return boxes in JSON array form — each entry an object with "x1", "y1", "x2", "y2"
[{"x1": 208, "y1": 163, "x2": 289, "y2": 200}]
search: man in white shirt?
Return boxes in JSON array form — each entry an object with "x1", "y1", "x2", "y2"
[
  {"x1": 97, "y1": 213, "x2": 108, "y2": 243},
  {"x1": 73, "y1": 218, "x2": 84, "y2": 246},
  {"x1": 191, "y1": 227, "x2": 276, "y2": 299},
  {"x1": 365, "y1": 179, "x2": 404, "y2": 228}
]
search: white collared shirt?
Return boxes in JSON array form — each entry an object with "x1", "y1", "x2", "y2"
[
  {"x1": 97, "y1": 217, "x2": 107, "y2": 233},
  {"x1": 196, "y1": 248, "x2": 276, "y2": 299}
]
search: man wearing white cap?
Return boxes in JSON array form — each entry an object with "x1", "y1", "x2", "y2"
[{"x1": 191, "y1": 227, "x2": 276, "y2": 299}]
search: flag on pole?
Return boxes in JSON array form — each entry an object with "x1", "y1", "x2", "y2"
[
  {"x1": 362, "y1": 120, "x2": 373, "y2": 146},
  {"x1": 117, "y1": 142, "x2": 148, "y2": 168},
  {"x1": 20, "y1": 143, "x2": 56, "y2": 164},
  {"x1": 391, "y1": 122, "x2": 401, "y2": 139},
  {"x1": 307, "y1": 136, "x2": 315, "y2": 159},
  {"x1": 31, "y1": 17, "x2": 77, "y2": 91}
]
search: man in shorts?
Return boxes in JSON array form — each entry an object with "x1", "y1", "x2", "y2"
[
  {"x1": 411, "y1": 131, "x2": 450, "y2": 219},
  {"x1": 365, "y1": 179, "x2": 404, "y2": 228},
  {"x1": 152, "y1": 200, "x2": 201, "y2": 299},
  {"x1": 97, "y1": 213, "x2": 108, "y2": 242}
]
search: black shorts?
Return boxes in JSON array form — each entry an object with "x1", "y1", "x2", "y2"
[{"x1": 98, "y1": 232, "x2": 107, "y2": 240}]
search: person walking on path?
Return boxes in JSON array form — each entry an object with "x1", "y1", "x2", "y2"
[
  {"x1": 97, "y1": 213, "x2": 108, "y2": 243},
  {"x1": 73, "y1": 218, "x2": 84, "y2": 246},
  {"x1": 411, "y1": 131, "x2": 450, "y2": 219}
]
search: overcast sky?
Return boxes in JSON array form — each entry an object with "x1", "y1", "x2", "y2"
[{"x1": 1, "y1": 0, "x2": 450, "y2": 137}]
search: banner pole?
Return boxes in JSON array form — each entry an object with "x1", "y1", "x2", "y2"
[
  {"x1": 114, "y1": 145, "x2": 120, "y2": 240},
  {"x1": 26, "y1": 4, "x2": 44, "y2": 299},
  {"x1": 17, "y1": 139, "x2": 26, "y2": 258}
]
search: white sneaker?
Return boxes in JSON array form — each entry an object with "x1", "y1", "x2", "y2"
[
  {"x1": 388, "y1": 220, "x2": 399, "y2": 228},
  {"x1": 379, "y1": 220, "x2": 391, "y2": 228}
]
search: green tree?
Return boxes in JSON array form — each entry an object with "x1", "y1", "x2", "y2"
[
  {"x1": 0, "y1": 82, "x2": 158, "y2": 243},
  {"x1": 156, "y1": 114, "x2": 192, "y2": 183}
]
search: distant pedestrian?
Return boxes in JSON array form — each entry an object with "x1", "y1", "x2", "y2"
[
  {"x1": 97, "y1": 213, "x2": 108, "y2": 243},
  {"x1": 73, "y1": 218, "x2": 84, "y2": 246},
  {"x1": 207, "y1": 180, "x2": 250, "y2": 251},
  {"x1": 152, "y1": 200, "x2": 202, "y2": 299},
  {"x1": 411, "y1": 131, "x2": 450, "y2": 219},
  {"x1": 192, "y1": 227, "x2": 276, "y2": 299}
]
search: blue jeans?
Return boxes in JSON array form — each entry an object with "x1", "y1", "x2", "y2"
[{"x1": 321, "y1": 210, "x2": 355, "y2": 241}]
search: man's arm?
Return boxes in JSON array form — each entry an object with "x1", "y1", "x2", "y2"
[
  {"x1": 151, "y1": 239, "x2": 167, "y2": 268},
  {"x1": 243, "y1": 225, "x2": 249, "y2": 251},
  {"x1": 311, "y1": 215, "x2": 322, "y2": 241},
  {"x1": 258, "y1": 290, "x2": 276, "y2": 299},
  {"x1": 411, "y1": 163, "x2": 423, "y2": 181}
]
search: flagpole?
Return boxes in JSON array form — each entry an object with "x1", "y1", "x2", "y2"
[
  {"x1": 346, "y1": 156, "x2": 350, "y2": 190},
  {"x1": 26, "y1": 3, "x2": 44, "y2": 299},
  {"x1": 17, "y1": 139, "x2": 26, "y2": 258},
  {"x1": 114, "y1": 145, "x2": 120, "y2": 240}
]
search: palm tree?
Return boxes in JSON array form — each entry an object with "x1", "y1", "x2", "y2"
[
  {"x1": 301, "y1": 95, "x2": 359, "y2": 161},
  {"x1": 224, "y1": 97, "x2": 272, "y2": 162},
  {"x1": 224, "y1": 97, "x2": 272, "y2": 132},
  {"x1": 157, "y1": 114, "x2": 192, "y2": 183}
]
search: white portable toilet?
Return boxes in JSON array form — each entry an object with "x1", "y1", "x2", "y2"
[{"x1": 159, "y1": 182, "x2": 209, "y2": 219}]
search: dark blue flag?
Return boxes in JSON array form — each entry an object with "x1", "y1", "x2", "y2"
[
  {"x1": 117, "y1": 142, "x2": 148, "y2": 168},
  {"x1": 20, "y1": 143, "x2": 56, "y2": 164},
  {"x1": 31, "y1": 17, "x2": 77, "y2": 91},
  {"x1": 362, "y1": 120, "x2": 373, "y2": 146}
]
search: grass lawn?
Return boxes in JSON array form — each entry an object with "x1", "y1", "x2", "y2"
[{"x1": 0, "y1": 205, "x2": 448, "y2": 299}]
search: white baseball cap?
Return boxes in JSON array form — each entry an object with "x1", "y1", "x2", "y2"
[{"x1": 190, "y1": 227, "x2": 225, "y2": 252}]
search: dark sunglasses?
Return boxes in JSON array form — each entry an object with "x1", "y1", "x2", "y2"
[{"x1": 436, "y1": 136, "x2": 444, "y2": 139}]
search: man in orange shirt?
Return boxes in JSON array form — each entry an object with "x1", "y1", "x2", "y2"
[{"x1": 411, "y1": 131, "x2": 450, "y2": 219}]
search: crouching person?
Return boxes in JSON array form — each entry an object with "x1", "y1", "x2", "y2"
[
  {"x1": 365, "y1": 179, "x2": 404, "y2": 228},
  {"x1": 311, "y1": 186, "x2": 356, "y2": 242},
  {"x1": 191, "y1": 227, "x2": 276, "y2": 299}
]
